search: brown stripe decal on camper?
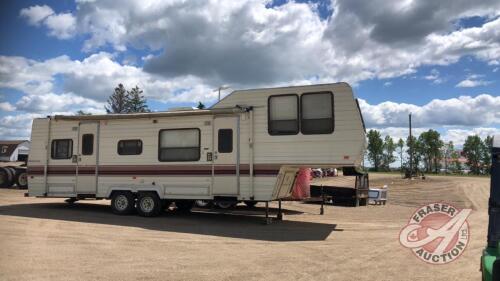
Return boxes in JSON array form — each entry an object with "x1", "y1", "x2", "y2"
[{"x1": 27, "y1": 164, "x2": 283, "y2": 176}]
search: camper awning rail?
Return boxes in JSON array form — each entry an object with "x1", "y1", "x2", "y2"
[{"x1": 53, "y1": 107, "x2": 250, "y2": 121}]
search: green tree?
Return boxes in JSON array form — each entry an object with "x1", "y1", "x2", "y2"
[
  {"x1": 105, "y1": 84, "x2": 128, "y2": 113},
  {"x1": 126, "y1": 86, "x2": 149, "y2": 113},
  {"x1": 381, "y1": 136, "x2": 396, "y2": 170},
  {"x1": 418, "y1": 129, "x2": 443, "y2": 173},
  {"x1": 406, "y1": 135, "x2": 422, "y2": 172},
  {"x1": 482, "y1": 135, "x2": 493, "y2": 174},
  {"x1": 367, "y1": 130, "x2": 384, "y2": 171},
  {"x1": 463, "y1": 135, "x2": 486, "y2": 175},
  {"x1": 443, "y1": 141, "x2": 454, "y2": 173},
  {"x1": 397, "y1": 138, "x2": 405, "y2": 170},
  {"x1": 197, "y1": 102, "x2": 206, "y2": 109}
]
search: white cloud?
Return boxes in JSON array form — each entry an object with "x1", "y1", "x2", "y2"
[
  {"x1": 0, "y1": 102, "x2": 15, "y2": 112},
  {"x1": 456, "y1": 74, "x2": 493, "y2": 87},
  {"x1": 383, "y1": 81, "x2": 392, "y2": 87},
  {"x1": 17, "y1": 1, "x2": 500, "y2": 87},
  {"x1": 20, "y1": 5, "x2": 76, "y2": 39},
  {"x1": 424, "y1": 69, "x2": 444, "y2": 84},
  {"x1": 20, "y1": 5, "x2": 54, "y2": 26},
  {"x1": 442, "y1": 127, "x2": 500, "y2": 146},
  {"x1": 0, "y1": 52, "x2": 218, "y2": 106},
  {"x1": 0, "y1": 113, "x2": 42, "y2": 140},
  {"x1": 44, "y1": 13, "x2": 76, "y2": 39},
  {"x1": 374, "y1": 126, "x2": 500, "y2": 147},
  {"x1": 15, "y1": 93, "x2": 105, "y2": 114},
  {"x1": 359, "y1": 94, "x2": 500, "y2": 128}
]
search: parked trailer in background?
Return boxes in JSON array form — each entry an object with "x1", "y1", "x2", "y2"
[
  {"x1": 26, "y1": 82, "x2": 367, "y2": 219},
  {"x1": 0, "y1": 163, "x2": 28, "y2": 189}
]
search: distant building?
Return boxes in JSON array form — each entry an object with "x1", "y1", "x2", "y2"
[{"x1": 0, "y1": 140, "x2": 30, "y2": 162}]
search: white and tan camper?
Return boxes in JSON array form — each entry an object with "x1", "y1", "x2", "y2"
[{"x1": 27, "y1": 82, "x2": 366, "y2": 217}]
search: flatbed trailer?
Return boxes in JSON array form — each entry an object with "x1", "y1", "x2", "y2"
[{"x1": 310, "y1": 172, "x2": 369, "y2": 206}]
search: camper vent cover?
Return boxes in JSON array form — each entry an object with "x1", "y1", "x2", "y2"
[{"x1": 204, "y1": 121, "x2": 211, "y2": 126}]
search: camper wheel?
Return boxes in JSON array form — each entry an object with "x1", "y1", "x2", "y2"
[
  {"x1": 136, "y1": 192, "x2": 162, "y2": 217},
  {"x1": 216, "y1": 201, "x2": 237, "y2": 209},
  {"x1": 15, "y1": 171, "x2": 28, "y2": 189},
  {"x1": 111, "y1": 191, "x2": 136, "y2": 215}
]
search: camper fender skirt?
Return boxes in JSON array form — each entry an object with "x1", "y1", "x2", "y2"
[{"x1": 106, "y1": 187, "x2": 162, "y2": 199}]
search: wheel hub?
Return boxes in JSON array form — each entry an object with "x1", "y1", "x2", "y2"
[
  {"x1": 115, "y1": 195, "x2": 129, "y2": 211},
  {"x1": 18, "y1": 174, "x2": 27, "y2": 186},
  {"x1": 140, "y1": 197, "x2": 154, "y2": 212}
]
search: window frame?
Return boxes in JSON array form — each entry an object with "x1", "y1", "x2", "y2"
[
  {"x1": 81, "y1": 134, "x2": 94, "y2": 156},
  {"x1": 158, "y1": 128, "x2": 201, "y2": 162},
  {"x1": 300, "y1": 91, "x2": 335, "y2": 135},
  {"x1": 218, "y1": 129, "x2": 233, "y2": 153},
  {"x1": 267, "y1": 93, "x2": 300, "y2": 136},
  {"x1": 117, "y1": 139, "x2": 143, "y2": 156},
  {"x1": 51, "y1": 139, "x2": 73, "y2": 160}
]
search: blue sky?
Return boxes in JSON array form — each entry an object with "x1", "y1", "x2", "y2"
[{"x1": 0, "y1": 0, "x2": 499, "y2": 145}]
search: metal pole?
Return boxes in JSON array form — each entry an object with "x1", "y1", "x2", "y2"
[
  {"x1": 265, "y1": 201, "x2": 271, "y2": 225},
  {"x1": 409, "y1": 113, "x2": 413, "y2": 177},
  {"x1": 320, "y1": 185, "x2": 325, "y2": 215},
  {"x1": 277, "y1": 199, "x2": 283, "y2": 220},
  {"x1": 218, "y1": 88, "x2": 221, "y2": 101}
]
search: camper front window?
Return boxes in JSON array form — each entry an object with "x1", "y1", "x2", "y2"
[
  {"x1": 159, "y1": 128, "x2": 200, "y2": 161},
  {"x1": 268, "y1": 94, "x2": 299, "y2": 135},
  {"x1": 51, "y1": 139, "x2": 73, "y2": 159},
  {"x1": 301, "y1": 92, "x2": 334, "y2": 134}
]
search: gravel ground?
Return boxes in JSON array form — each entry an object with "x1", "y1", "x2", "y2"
[{"x1": 0, "y1": 174, "x2": 489, "y2": 280}]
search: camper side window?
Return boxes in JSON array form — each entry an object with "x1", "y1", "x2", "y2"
[
  {"x1": 117, "y1": 140, "x2": 142, "y2": 155},
  {"x1": 218, "y1": 129, "x2": 233, "y2": 153},
  {"x1": 51, "y1": 139, "x2": 73, "y2": 159},
  {"x1": 81, "y1": 134, "x2": 94, "y2": 155},
  {"x1": 159, "y1": 128, "x2": 200, "y2": 161},
  {"x1": 301, "y1": 92, "x2": 334, "y2": 134},
  {"x1": 268, "y1": 94, "x2": 299, "y2": 135}
]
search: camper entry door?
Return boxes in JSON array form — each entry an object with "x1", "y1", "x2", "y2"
[
  {"x1": 76, "y1": 122, "x2": 99, "y2": 194},
  {"x1": 212, "y1": 116, "x2": 239, "y2": 195}
]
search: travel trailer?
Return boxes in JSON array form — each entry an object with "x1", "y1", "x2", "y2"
[{"x1": 27, "y1": 82, "x2": 367, "y2": 217}]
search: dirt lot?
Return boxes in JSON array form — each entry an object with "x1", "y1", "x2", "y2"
[{"x1": 0, "y1": 174, "x2": 489, "y2": 281}]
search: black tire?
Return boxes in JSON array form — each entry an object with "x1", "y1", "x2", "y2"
[
  {"x1": 0, "y1": 167, "x2": 14, "y2": 188},
  {"x1": 0, "y1": 167, "x2": 13, "y2": 188},
  {"x1": 359, "y1": 198, "x2": 368, "y2": 206},
  {"x1": 215, "y1": 201, "x2": 237, "y2": 209},
  {"x1": 136, "y1": 192, "x2": 162, "y2": 217},
  {"x1": 111, "y1": 191, "x2": 136, "y2": 215},
  {"x1": 15, "y1": 171, "x2": 28, "y2": 189},
  {"x1": 175, "y1": 200, "x2": 194, "y2": 212},
  {"x1": 244, "y1": 201, "x2": 257, "y2": 208}
]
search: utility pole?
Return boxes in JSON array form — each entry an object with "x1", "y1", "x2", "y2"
[{"x1": 409, "y1": 113, "x2": 413, "y2": 177}]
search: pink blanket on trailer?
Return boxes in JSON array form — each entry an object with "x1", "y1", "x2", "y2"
[{"x1": 291, "y1": 168, "x2": 311, "y2": 199}]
